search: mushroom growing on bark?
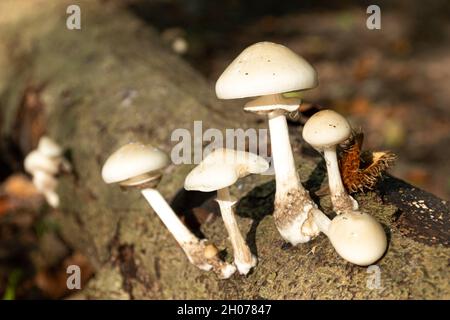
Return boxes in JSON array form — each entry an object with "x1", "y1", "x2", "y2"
[
  {"x1": 215, "y1": 41, "x2": 328, "y2": 245},
  {"x1": 302, "y1": 110, "x2": 359, "y2": 214},
  {"x1": 309, "y1": 209, "x2": 387, "y2": 266},
  {"x1": 101, "y1": 142, "x2": 236, "y2": 279},
  {"x1": 184, "y1": 148, "x2": 269, "y2": 275},
  {"x1": 24, "y1": 136, "x2": 69, "y2": 208}
]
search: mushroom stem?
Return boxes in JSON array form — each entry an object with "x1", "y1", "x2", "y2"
[
  {"x1": 327, "y1": 211, "x2": 387, "y2": 266},
  {"x1": 216, "y1": 187, "x2": 256, "y2": 275},
  {"x1": 323, "y1": 146, "x2": 359, "y2": 213},
  {"x1": 141, "y1": 188, "x2": 236, "y2": 278},
  {"x1": 141, "y1": 188, "x2": 198, "y2": 244},
  {"x1": 267, "y1": 109, "x2": 320, "y2": 244}
]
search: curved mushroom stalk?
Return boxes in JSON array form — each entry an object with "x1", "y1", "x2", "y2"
[
  {"x1": 141, "y1": 188, "x2": 237, "y2": 279},
  {"x1": 216, "y1": 188, "x2": 257, "y2": 275}
]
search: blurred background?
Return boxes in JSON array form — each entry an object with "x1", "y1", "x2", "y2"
[{"x1": 0, "y1": 0, "x2": 449, "y2": 299}]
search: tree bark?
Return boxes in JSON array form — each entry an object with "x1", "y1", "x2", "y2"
[{"x1": 0, "y1": 0, "x2": 448, "y2": 299}]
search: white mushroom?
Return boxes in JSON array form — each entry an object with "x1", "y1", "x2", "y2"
[
  {"x1": 327, "y1": 211, "x2": 387, "y2": 266},
  {"x1": 308, "y1": 209, "x2": 387, "y2": 266},
  {"x1": 37, "y1": 136, "x2": 63, "y2": 158},
  {"x1": 24, "y1": 150, "x2": 60, "y2": 176},
  {"x1": 302, "y1": 110, "x2": 359, "y2": 214},
  {"x1": 215, "y1": 41, "x2": 328, "y2": 245},
  {"x1": 101, "y1": 142, "x2": 236, "y2": 279},
  {"x1": 216, "y1": 42, "x2": 317, "y2": 99},
  {"x1": 184, "y1": 148, "x2": 269, "y2": 275},
  {"x1": 23, "y1": 136, "x2": 68, "y2": 208},
  {"x1": 36, "y1": 136, "x2": 71, "y2": 172}
]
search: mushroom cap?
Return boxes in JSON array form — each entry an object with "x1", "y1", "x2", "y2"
[
  {"x1": 302, "y1": 109, "x2": 351, "y2": 148},
  {"x1": 37, "y1": 136, "x2": 62, "y2": 158},
  {"x1": 215, "y1": 42, "x2": 318, "y2": 99},
  {"x1": 24, "y1": 150, "x2": 60, "y2": 175},
  {"x1": 101, "y1": 142, "x2": 169, "y2": 185},
  {"x1": 244, "y1": 94, "x2": 301, "y2": 114},
  {"x1": 328, "y1": 211, "x2": 387, "y2": 266},
  {"x1": 184, "y1": 148, "x2": 269, "y2": 192}
]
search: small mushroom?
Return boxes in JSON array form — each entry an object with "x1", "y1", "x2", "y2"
[
  {"x1": 215, "y1": 42, "x2": 317, "y2": 99},
  {"x1": 37, "y1": 136, "x2": 63, "y2": 158},
  {"x1": 215, "y1": 42, "x2": 327, "y2": 245},
  {"x1": 32, "y1": 170, "x2": 60, "y2": 208},
  {"x1": 184, "y1": 148, "x2": 269, "y2": 275},
  {"x1": 302, "y1": 110, "x2": 359, "y2": 214},
  {"x1": 101, "y1": 142, "x2": 236, "y2": 279},
  {"x1": 308, "y1": 209, "x2": 387, "y2": 266}
]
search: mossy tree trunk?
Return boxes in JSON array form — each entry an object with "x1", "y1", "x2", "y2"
[{"x1": 0, "y1": 0, "x2": 448, "y2": 299}]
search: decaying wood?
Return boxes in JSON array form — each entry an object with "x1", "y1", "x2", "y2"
[{"x1": 0, "y1": 1, "x2": 448, "y2": 299}]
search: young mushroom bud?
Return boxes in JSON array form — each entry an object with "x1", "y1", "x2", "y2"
[
  {"x1": 101, "y1": 142, "x2": 236, "y2": 279},
  {"x1": 184, "y1": 148, "x2": 269, "y2": 275},
  {"x1": 302, "y1": 110, "x2": 359, "y2": 214},
  {"x1": 215, "y1": 41, "x2": 327, "y2": 245}
]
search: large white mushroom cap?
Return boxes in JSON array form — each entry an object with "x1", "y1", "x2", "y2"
[
  {"x1": 328, "y1": 211, "x2": 387, "y2": 266},
  {"x1": 101, "y1": 142, "x2": 169, "y2": 185},
  {"x1": 184, "y1": 148, "x2": 269, "y2": 192},
  {"x1": 302, "y1": 109, "x2": 352, "y2": 148},
  {"x1": 215, "y1": 42, "x2": 318, "y2": 99}
]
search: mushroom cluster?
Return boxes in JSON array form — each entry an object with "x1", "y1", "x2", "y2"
[
  {"x1": 185, "y1": 148, "x2": 269, "y2": 275},
  {"x1": 24, "y1": 136, "x2": 70, "y2": 208},
  {"x1": 99, "y1": 41, "x2": 391, "y2": 278},
  {"x1": 215, "y1": 42, "x2": 388, "y2": 266}
]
